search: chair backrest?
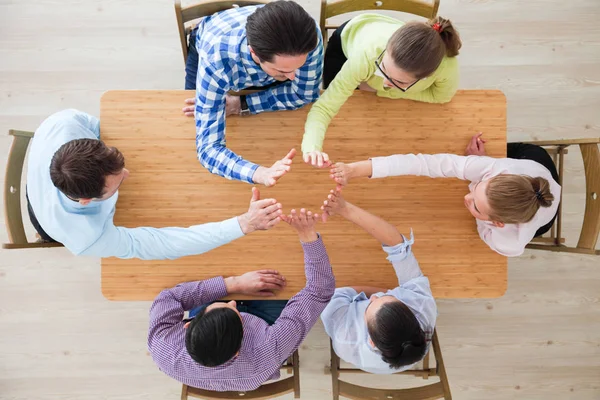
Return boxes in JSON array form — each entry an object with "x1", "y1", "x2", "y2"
[
  {"x1": 578, "y1": 142, "x2": 600, "y2": 251},
  {"x1": 174, "y1": 0, "x2": 271, "y2": 64},
  {"x1": 330, "y1": 329, "x2": 451, "y2": 400},
  {"x1": 182, "y1": 350, "x2": 300, "y2": 399},
  {"x1": 320, "y1": 0, "x2": 440, "y2": 40},
  {"x1": 524, "y1": 138, "x2": 600, "y2": 255},
  {"x1": 4, "y1": 130, "x2": 32, "y2": 246},
  {"x1": 3, "y1": 130, "x2": 63, "y2": 249}
]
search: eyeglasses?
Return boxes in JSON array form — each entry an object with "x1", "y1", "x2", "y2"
[{"x1": 374, "y1": 51, "x2": 419, "y2": 92}]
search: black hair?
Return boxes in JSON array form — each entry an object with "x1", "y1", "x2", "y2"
[
  {"x1": 185, "y1": 307, "x2": 243, "y2": 367},
  {"x1": 246, "y1": 1, "x2": 318, "y2": 62},
  {"x1": 367, "y1": 301, "x2": 428, "y2": 369}
]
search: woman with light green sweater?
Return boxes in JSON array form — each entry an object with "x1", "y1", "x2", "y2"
[{"x1": 303, "y1": 14, "x2": 462, "y2": 167}]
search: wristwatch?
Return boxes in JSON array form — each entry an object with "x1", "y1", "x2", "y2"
[{"x1": 240, "y1": 95, "x2": 250, "y2": 116}]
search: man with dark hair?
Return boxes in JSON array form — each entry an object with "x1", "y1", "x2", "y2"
[
  {"x1": 26, "y1": 109, "x2": 283, "y2": 258},
  {"x1": 182, "y1": 1, "x2": 323, "y2": 186},
  {"x1": 320, "y1": 189, "x2": 437, "y2": 373},
  {"x1": 148, "y1": 209, "x2": 335, "y2": 391}
]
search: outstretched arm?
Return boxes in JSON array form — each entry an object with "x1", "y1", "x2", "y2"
[{"x1": 321, "y1": 188, "x2": 403, "y2": 247}]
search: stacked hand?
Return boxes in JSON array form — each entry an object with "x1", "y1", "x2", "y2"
[
  {"x1": 238, "y1": 187, "x2": 282, "y2": 234},
  {"x1": 303, "y1": 151, "x2": 331, "y2": 168},
  {"x1": 281, "y1": 208, "x2": 320, "y2": 243},
  {"x1": 320, "y1": 187, "x2": 346, "y2": 222},
  {"x1": 254, "y1": 148, "x2": 297, "y2": 187}
]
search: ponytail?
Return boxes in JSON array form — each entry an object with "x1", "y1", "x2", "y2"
[
  {"x1": 427, "y1": 16, "x2": 462, "y2": 57},
  {"x1": 387, "y1": 16, "x2": 461, "y2": 79},
  {"x1": 487, "y1": 175, "x2": 554, "y2": 224}
]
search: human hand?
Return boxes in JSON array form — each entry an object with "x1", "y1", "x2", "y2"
[
  {"x1": 280, "y1": 208, "x2": 319, "y2": 243},
  {"x1": 358, "y1": 82, "x2": 376, "y2": 92},
  {"x1": 253, "y1": 148, "x2": 296, "y2": 187},
  {"x1": 303, "y1": 151, "x2": 331, "y2": 168},
  {"x1": 182, "y1": 95, "x2": 242, "y2": 117},
  {"x1": 329, "y1": 162, "x2": 353, "y2": 186},
  {"x1": 225, "y1": 270, "x2": 286, "y2": 297},
  {"x1": 225, "y1": 94, "x2": 242, "y2": 117},
  {"x1": 182, "y1": 97, "x2": 195, "y2": 117},
  {"x1": 238, "y1": 187, "x2": 282, "y2": 234},
  {"x1": 321, "y1": 187, "x2": 346, "y2": 222},
  {"x1": 465, "y1": 132, "x2": 486, "y2": 156}
]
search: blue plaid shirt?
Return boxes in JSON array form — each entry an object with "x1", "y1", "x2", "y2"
[{"x1": 194, "y1": 5, "x2": 324, "y2": 183}]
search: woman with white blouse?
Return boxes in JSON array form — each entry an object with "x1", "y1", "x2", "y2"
[{"x1": 329, "y1": 133, "x2": 561, "y2": 257}]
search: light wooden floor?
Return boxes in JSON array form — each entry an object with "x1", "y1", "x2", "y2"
[{"x1": 1, "y1": 0, "x2": 599, "y2": 399}]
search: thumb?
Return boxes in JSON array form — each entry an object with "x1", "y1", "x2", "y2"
[
  {"x1": 251, "y1": 187, "x2": 260, "y2": 202},
  {"x1": 284, "y1": 148, "x2": 297, "y2": 160}
]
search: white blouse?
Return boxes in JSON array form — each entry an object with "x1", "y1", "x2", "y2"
[{"x1": 370, "y1": 154, "x2": 561, "y2": 257}]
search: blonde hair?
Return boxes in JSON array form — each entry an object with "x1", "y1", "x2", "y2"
[
  {"x1": 486, "y1": 175, "x2": 554, "y2": 224},
  {"x1": 387, "y1": 16, "x2": 462, "y2": 79}
]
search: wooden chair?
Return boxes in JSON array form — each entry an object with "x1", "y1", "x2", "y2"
[
  {"x1": 174, "y1": 0, "x2": 270, "y2": 64},
  {"x1": 329, "y1": 329, "x2": 451, "y2": 400},
  {"x1": 320, "y1": 0, "x2": 440, "y2": 43},
  {"x1": 181, "y1": 350, "x2": 300, "y2": 399},
  {"x1": 3, "y1": 130, "x2": 63, "y2": 250},
  {"x1": 523, "y1": 138, "x2": 600, "y2": 255}
]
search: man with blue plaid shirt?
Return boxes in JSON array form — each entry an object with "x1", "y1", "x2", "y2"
[{"x1": 182, "y1": 1, "x2": 324, "y2": 186}]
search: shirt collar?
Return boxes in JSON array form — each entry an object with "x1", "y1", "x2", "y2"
[{"x1": 240, "y1": 37, "x2": 266, "y2": 80}]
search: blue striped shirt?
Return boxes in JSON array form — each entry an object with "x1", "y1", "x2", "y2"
[{"x1": 194, "y1": 5, "x2": 324, "y2": 183}]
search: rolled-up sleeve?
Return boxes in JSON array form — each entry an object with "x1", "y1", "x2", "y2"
[{"x1": 382, "y1": 231, "x2": 423, "y2": 285}]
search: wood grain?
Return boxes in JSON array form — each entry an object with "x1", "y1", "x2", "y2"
[
  {"x1": 2, "y1": 1, "x2": 599, "y2": 399},
  {"x1": 100, "y1": 90, "x2": 507, "y2": 300}
]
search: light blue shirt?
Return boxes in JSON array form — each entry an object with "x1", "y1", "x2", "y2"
[
  {"x1": 321, "y1": 233, "x2": 437, "y2": 374},
  {"x1": 26, "y1": 109, "x2": 244, "y2": 259}
]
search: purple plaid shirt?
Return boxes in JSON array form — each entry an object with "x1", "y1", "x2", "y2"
[{"x1": 147, "y1": 236, "x2": 334, "y2": 391}]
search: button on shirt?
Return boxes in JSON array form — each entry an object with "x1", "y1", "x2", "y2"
[
  {"x1": 148, "y1": 236, "x2": 335, "y2": 391},
  {"x1": 194, "y1": 5, "x2": 324, "y2": 183},
  {"x1": 321, "y1": 234, "x2": 437, "y2": 374},
  {"x1": 26, "y1": 109, "x2": 245, "y2": 258}
]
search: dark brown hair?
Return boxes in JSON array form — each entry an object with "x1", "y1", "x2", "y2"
[
  {"x1": 387, "y1": 16, "x2": 462, "y2": 79},
  {"x1": 246, "y1": 1, "x2": 318, "y2": 62},
  {"x1": 50, "y1": 139, "x2": 125, "y2": 199},
  {"x1": 367, "y1": 301, "x2": 428, "y2": 369},
  {"x1": 486, "y1": 175, "x2": 554, "y2": 224}
]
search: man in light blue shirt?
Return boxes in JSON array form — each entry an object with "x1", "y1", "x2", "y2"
[
  {"x1": 26, "y1": 109, "x2": 283, "y2": 259},
  {"x1": 320, "y1": 189, "x2": 437, "y2": 374}
]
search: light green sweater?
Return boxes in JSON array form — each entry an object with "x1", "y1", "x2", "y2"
[{"x1": 302, "y1": 14, "x2": 460, "y2": 153}]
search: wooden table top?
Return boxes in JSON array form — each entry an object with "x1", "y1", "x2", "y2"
[{"x1": 100, "y1": 90, "x2": 507, "y2": 301}]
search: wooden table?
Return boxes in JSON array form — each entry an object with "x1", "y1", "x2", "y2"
[{"x1": 100, "y1": 90, "x2": 507, "y2": 300}]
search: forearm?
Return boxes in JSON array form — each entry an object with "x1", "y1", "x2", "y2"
[
  {"x1": 339, "y1": 202, "x2": 403, "y2": 247},
  {"x1": 83, "y1": 218, "x2": 245, "y2": 260},
  {"x1": 346, "y1": 160, "x2": 373, "y2": 180}
]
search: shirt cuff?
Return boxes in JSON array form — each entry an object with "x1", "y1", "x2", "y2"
[
  {"x1": 301, "y1": 233, "x2": 327, "y2": 260},
  {"x1": 223, "y1": 216, "x2": 246, "y2": 238},
  {"x1": 245, "y1": 92, "x2": 264, "y2": 114},
  {"x1": 383, "y1": 230, "x2": 415, "y2": 261},
  {"x1": 203, "y1": 276, "x2": 229, "y2": 302}
]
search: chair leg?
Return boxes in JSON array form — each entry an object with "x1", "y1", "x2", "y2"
[
  {"x1": 330, "y1": 341, "x2": 340, "y2": 400},
  {"x1": 293, "y1": 350, "x2": 300, "y2": 398},
  {"x1": 432, "y1": 330, "x2": 452, "y2": 400},
  {"x1": 180, "y1": 384, "x2": 188, "y2": 400},
  {"x1": 422, "y1": 347, "x2": 430, "y2": 380}
]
